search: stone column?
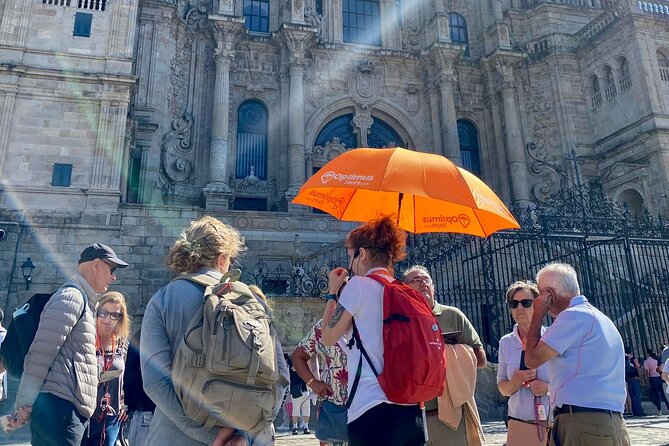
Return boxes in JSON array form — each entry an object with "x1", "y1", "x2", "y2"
[
  {"x1": 280, "y1": 26, "x2": 315, "y2": 211},
  {"x1": 92, "y1": 99, "x2": 112, "y2": 189},
  {"x1": 432, "y1": 48, "x2": 462, "y2": 165},
  {"x1": 204, "y1": 48, "x2": 235, "y2": 210},
  {"x1": 499, "y1": 80, "x2": 530, "y2": 203},
  {"x1": 0, "y1": 86, "x2": 18, "y2": 176},
  {"x1": 439, "y1": 73, "x2": 462, "y2": 165},
  {"x1": 287, "y1": 59, "x2": 306, "y2": 194}
]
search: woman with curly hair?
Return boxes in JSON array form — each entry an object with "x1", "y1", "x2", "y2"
[
  {"x1": 320, "y1": 216, "x2": 424, "y2": 446},
  {"x1": 141, "y1": 216, "x2": 287, "y2": 446},
  {"x1": 83, "y1": 291, "x2": 131, "y2": 446}
]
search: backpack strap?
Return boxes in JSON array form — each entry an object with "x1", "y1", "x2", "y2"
[{"x1": 345, "y1": 318, "x2": 380, "y2": 409}]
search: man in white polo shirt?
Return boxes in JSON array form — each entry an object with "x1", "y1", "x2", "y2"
[{"x1": 524, "y1": 263, "x2": 630, "y2": 446}]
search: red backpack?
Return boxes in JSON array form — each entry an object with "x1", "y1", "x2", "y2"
[{"x1": 346, "y1": 274, "x2": 446, "y2": 406}]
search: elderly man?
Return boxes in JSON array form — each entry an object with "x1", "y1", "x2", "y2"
[
  {"x1": 13, "y1": 243, "x2": 128, "y2": 446},
  {"x1": 402, "y1": 265, "x2": 486, "y2": 446},
  {"x1": 525, "y1": 263, "x2": 630, "y2": 446}
]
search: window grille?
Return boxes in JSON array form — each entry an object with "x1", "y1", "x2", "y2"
[
  {"x1": 236, "y1": 101, "x2": 268, "y2": 180},
  {"x1": 618, "y1": 58, "x2": 632, "y2": 92},
  {"x1": 590, "y1": 75, "x2": 602, "y2": 110},
  {"x1": 368, "y1": 118, "x2": 403, "y2": 148},
  {"x1": 52, "y1": 164, "x2": 73, "y2": 187},
  {"x1": 657, "y1": 51, "x2": 669, "y2": 82},
  {"x1": 243, "y1": 0, "x2": 269, "y2": 33},
  {"x1": 315, "y1": 114, "x2": 357, "y2": 148},
  {"x1": 604, "y1": 66, "x2": 617, "y2": 101},
  {"x1": 342, "y1": 0, "x2": 381, "y2": 46},
  {"x1": 73, "y1": 12, "x2": 93, "y2": 37},
  {"x1": 457, "y1": 119, "x2": 481, "y2": 176},
  {"x1": 449, "y1": 13, "x2": 468, "y2": 45}
]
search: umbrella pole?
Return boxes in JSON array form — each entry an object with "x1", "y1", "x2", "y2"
[{"x1": 396, "y1": 192, "x2": 404, "y2": 225}]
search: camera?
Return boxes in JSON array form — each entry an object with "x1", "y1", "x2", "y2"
[{"x1": 100, "y1": 398, "x2": 108, "y2": 411}]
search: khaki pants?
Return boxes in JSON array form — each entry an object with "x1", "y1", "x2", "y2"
[
  {"x1": 425, "y1": 413, "x2": 466, "y2": 446},
  {"x1": 550, "y1": 411, "x2": 630, "y2": 446}
]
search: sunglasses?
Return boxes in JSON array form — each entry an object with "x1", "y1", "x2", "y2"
[
  {"x1": 508, "y1": 299, "x2": 534, "y2": 309},
  {"x1": 102, "y1": 260, "x2": 117, "y2": 274},
  {"x1": 97, "y1": 309, "x2": 123, "y2": 321}
]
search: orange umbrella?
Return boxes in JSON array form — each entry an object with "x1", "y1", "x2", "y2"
[{"x1": 291, "y1": 147, "x2": 520, "y2": 236}]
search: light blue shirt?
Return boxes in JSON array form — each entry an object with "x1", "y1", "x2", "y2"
[
  {"x1": 541, "y1": 296, "x2": 626, "y2": 412},
  {"x1": 497, "y1": 324, "x2": 550, "y2": 421}
]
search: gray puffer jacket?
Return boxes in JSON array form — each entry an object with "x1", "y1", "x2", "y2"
[{"x1": 15, "y1": 273, "x2": 99, "y2": 418}]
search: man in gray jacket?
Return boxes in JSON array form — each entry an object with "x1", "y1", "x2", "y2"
[{"x1": 14, "y1": 243, "x2": 127, "y2": 446}]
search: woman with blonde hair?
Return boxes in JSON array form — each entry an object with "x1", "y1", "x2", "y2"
[
  {"x1": 140, "y1": 216, "x2": 288, "y2": 446},
  {"x1": 83, "y1": 291, "x2": 131, "y2": 446},
  {"x1": 497, "y1": 281, "x2": 550, "y2": 446}
]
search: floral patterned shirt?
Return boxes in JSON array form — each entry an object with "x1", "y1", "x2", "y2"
[{"x1": 297, "y1": 320, "x2": 348, "y2": 406}]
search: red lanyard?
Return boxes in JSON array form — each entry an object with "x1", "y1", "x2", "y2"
[{"x1": 96, "y1": 333, "x2": 116, "y2": 372}]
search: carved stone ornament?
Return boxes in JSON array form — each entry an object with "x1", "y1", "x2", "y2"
[
  {"x1": 184, "y1": 0, "x2": 213, "y2": 31},
  {"x1": 405, "y1": 82, "x2": 420, "y2": 114},
  {"x1": 160, "y1": 113, "x2": 195, "y2": 186},
  {"x1": 229, "y1": 174, "x2": 277, "y2": 196},
  {"x1": 353, "y1": 109, "x2": 373, "y2": 147},
  {"x1": 311, "y1": 137, "x2": 348, "y2": 165},
  {"x1": 348, "y1": 59, "x2": 381, "y2": 108}
]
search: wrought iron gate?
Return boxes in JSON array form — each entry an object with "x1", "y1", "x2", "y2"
[{"x1": 245, "y1": 182, "x2": 669, "y2": 362}]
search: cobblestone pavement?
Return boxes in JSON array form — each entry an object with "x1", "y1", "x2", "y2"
[
  {"x1": 1, "y1": 416, "x2": 668, "y2": 445},
  {"x1": 275, "y1": 416, "x2": 669, "y2": 446}
]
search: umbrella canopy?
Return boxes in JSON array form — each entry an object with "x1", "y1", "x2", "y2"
[{"x1": 291, "y1": 147, "x2": 520, "y2": 236}]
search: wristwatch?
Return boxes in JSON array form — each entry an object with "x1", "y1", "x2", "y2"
[{"x1": 323, "y1": 293, "x2": 337, "y2": 302}]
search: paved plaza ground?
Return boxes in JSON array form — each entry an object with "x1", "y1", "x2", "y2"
[
  {"x1": 2, "y1": 416, "x2": 668, "y2": 446},
  {"x1": 273, "y1": 417, "x2": 669, "y2": 446}
]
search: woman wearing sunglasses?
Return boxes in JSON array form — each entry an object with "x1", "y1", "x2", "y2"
[
  {"x1": 497, "y1": 281, "x2": 550, "y2": 446},
  {"x1": 83, "y1": 291, "x2": 131, "y2": 446}
]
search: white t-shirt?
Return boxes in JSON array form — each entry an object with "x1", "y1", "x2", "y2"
[{"x1": 338, "y1": 268, "x2": 393, "y2": 423}]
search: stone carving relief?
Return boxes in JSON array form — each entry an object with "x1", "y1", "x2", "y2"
[
  {"x1": 159, "y1": 3, "x2": 212, "y2": 203},
  {"x1": 159, "y1": 113, "x2": 196, "y2": 200},
  {"x1": 352, "y1": 108, "x2": 373, "y2": 146},
  {"x1": 309, "y1": 137, "x2": 348, "y2": 166},
  {"x1": 519, "y1": 65, "x2": 561, "y2": 201},
  {"x1": 348, "y1": 59, "x2": 381, "y2": 109},
  {"x1": 229, "y1": 173, "x2": 277, "y2": 196},
  {"x1": 304, "y1": 0, "x2": 323, "y2": 40}
]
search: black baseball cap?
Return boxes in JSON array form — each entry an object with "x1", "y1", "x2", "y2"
[{"x1": 78, "y1": 243, "x2": 128, "y2": 268}]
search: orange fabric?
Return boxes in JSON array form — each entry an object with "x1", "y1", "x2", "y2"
[{"x1": 292, "y1": 147, "x2": 519, "y2": 236}]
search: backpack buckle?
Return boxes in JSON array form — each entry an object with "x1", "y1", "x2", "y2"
[{"x1": 190, "y1": 354, "x2": 206, "y2": 368}]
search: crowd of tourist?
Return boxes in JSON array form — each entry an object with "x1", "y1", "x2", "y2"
[{"x1": 1, "y1": 214, "x2": 667, "y2": 446}]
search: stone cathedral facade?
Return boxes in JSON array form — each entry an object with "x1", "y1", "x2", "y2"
[{"x1": 1, "y1": 0, "x2": 669, "y2": 313}]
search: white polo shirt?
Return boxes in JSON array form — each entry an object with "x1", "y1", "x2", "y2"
[{"x1": 540, "y1": 296, "x2": 626, "y2": 412}]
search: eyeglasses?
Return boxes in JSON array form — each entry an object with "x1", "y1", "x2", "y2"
[
  {"x1": 97, "y1": 309, "x2": 123, "y2": 320},
  {"x1": 508, "y1": 299, "x2": 534, "y2": 309},
  {"x1": 102, "y1": 260, "x2": 117, "y2": 274},
  {"x1": 407, "y1": 276, "x2": 432, "y2": 287}
]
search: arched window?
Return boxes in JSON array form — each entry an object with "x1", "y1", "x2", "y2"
[
  {"x1": 243, "y1": 0, "x2": 269, "y2": 33},
  {"x1": 449, "y1": 13, "x2": 468, "y2": 45},
  {"x1": 368, "y1": 117, "x2": 403, "y2": 148},
  {"x1": 590, "y1": 75, "x2": 602, "y2": 110},
  {"x1": 457, "y1": 119, "x2": 480, "y2": 176},
  {"x1": 236, "y1": 100, "x2": 268, "y2": 179},
  {"x1": 619, "y1": 57, "x2": 631, "y2": 92},
  {"x1": 604, "y1": 65, "x2": 617, "y2": 101},
  {"x1": 617, "y1": 189, "x2": 644, "y2": 215},
  {"x1": 315, "y1": 114, "x2": 357, "y2": 148},
  {"x1": 657, "y1": 49, "x2": 669, "y2": 82},
  {"x1": 342, "y1": 0, "x2": 381, "y2": 46}
]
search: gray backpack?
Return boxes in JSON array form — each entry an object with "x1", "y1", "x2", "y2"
[{"x1": 171, "y1": 273, "x2": 279, "y2": 432}]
